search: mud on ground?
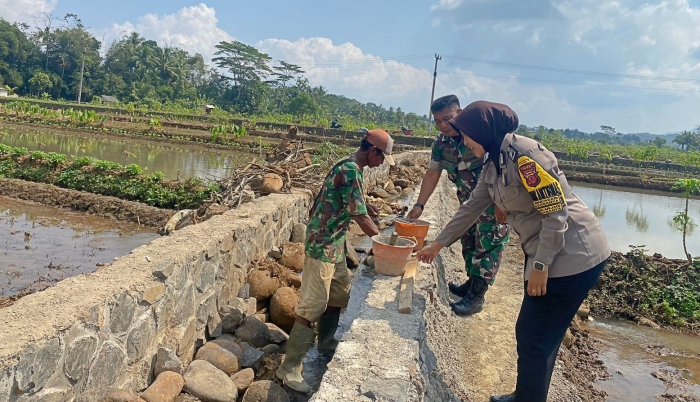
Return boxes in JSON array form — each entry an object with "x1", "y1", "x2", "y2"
[{"x1": 0, "y1": 178, "x2": 173, "y2": 228}]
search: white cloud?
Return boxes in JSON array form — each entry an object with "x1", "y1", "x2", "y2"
[
  {"x1": 0, "y1": 0, "x2": 57, "y2": 25},
  {"x1": 431, "y1": 17, "x2": 442, "y2": 27},
  {"x1": 430, "y1": 0, "x2": 464, "y2": 12},
  {"x1": 428, "y1": 0, "x2": 700, "y2": 132},
  {"x1": 97, "y1": 3, "x2": 233, "y2": 60},
  {"x1": 527, "y1": 28, "x2": 543, "y2": 46},
  {"x1": 81, "y1": 1, "x2": 700, "y2": 132},
  {"x1": 256, "y1": 37, "x2": 579, "y2": 127}
]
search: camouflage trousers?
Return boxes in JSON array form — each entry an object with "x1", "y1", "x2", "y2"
[{"x1": 459, "y1": 204, "x2": 509, "y2": 285}]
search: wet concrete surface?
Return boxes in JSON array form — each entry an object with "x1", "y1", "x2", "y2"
[{"x1": 0, "y1": 196, "x2": 158, "y2": 299}]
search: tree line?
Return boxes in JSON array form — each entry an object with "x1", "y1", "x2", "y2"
[
  {"x1": 517, "y1": 125, "x2": 700, "y2": 152},
  {"x1": 0, "y1": 14, "x2": 428, "y2": 131}
]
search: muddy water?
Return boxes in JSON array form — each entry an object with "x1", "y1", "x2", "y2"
[
  {"x1": 571, "y1": 182, "x2": 700, "y2": 259},
  {"x1": 0, "y1": 123, "x2": 254, "y2": 180},
  {"x1": 583, "y1": 318, "x2": 700, "y2": 401},
  {"x1": 0, "y1": 196, "x2": 158, "y2": 299}
]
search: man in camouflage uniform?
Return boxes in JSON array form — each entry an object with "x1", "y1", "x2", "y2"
[
  {"x1": 277, "y1": 129, "x2": 395, "y2": 393},
  {"x1": 408, "y1": 95, "x2": 509, "y2": 317}
]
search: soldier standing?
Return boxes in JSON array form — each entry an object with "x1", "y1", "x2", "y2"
[
  {"x1": 408, "y1": 95, "x2": 509, "y2": 316},
  {"x1": 276, "y1": 129, "x2": 395, "y2": 393}
]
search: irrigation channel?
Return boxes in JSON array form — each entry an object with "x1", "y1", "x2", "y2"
[{"x1": 0, "y1": 118, "x2": 698, "y2": 400}]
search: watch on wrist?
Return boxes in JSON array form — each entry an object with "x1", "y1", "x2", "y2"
[
  {"x1": 414, "y1": 202, "x2": 424, "y2": 211},
  {"x1": 533, "y1": 261, "x2": 548, "y2": 272}
]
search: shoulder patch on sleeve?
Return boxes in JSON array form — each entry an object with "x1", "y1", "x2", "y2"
[{"x1": 517, "y1": 155, "x2": 566, "y2": 214}]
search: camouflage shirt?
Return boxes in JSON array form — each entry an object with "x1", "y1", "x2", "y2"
[
  {"x1": 305, "y1": 156, "x2": 368, "y2": 263},
  {"x1": 428, "y1": 133, "x2": 486, "y2": 203}
]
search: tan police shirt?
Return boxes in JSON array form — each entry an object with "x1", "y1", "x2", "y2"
[{"x1": 435, "y1": 134, "x2": 611, "y2": 280}]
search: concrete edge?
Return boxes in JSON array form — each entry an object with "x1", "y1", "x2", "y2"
[
  {"x1": 310, "y1": 172, "x2": 459, "y2": 402},
  {"x1": 0, "y1": 151, "x2": 427, "y2": 366}
]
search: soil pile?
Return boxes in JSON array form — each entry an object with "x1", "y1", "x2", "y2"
[{"x1": 587, "y1": 250, "x2": 700, "y2": 333}]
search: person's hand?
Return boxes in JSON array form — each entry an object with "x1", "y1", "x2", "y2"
[
  {"x1": 494, "y1": 206, "x2": 508, "y2": 224},
  {"x1": 367, "y1": 204, "x2": 379, "y2": 217},
  {"x1": 527, "y1": 270, "x2": 548, "y2": 297},
  {"x1": 416, "y1": 241, "x2": 443, "y2": 264},
  {"x1": 407, "y1": 206, "x2": 423, "y2": 220}
]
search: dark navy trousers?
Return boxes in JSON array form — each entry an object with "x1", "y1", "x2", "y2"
[{"x1": 514, "y1": 260, "x2": 607, "y2": 402}]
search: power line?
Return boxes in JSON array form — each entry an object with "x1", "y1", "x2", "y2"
[
  {"x1": 441, "y1": 70, "x2": 700, "y2": 93},
  {"x1": 311, "y1": 68, "x2": 700, "y2": 93},
  {"x1": 442, "y1": 55, "x2": 700, "y2": 84}
]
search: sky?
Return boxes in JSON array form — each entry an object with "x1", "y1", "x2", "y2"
[{"x1": 2, "y1": 0, "x2": 700, "y2": 134}]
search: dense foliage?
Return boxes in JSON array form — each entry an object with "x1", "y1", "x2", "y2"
[
  {"x1": 0, "y1": 15, "x2": 429, "y2": 133},
  {"x1": 0, "y1": 144, "x2": 215, "y2": 209},
  {"x1": 516, "y1": 125, "x2": 700, "y2": 168},
  {"x1": 588, "y1": 249, "x2": 700, "y2": 331}
]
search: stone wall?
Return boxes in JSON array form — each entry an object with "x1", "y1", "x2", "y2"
[
  {"x1": 0, "y1": 188, "x2": 312, "y2": 401},
  {"x1": 0, "y1": 152, "x2": 425, "y2": 402}
]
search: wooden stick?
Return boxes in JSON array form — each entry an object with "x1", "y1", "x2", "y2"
[
  {"x1": 389, "y1": 231, "x2": 398, "y2": 246},
  {"x1": 399, "y1": 258, "x2": 418, "y2": 314}
]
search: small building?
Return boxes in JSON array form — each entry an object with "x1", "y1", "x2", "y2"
[
  {"x1": 204, "y1": 105, "x2": 216, "y2": 115},
  {"x1": 0, "y1": 88, "x2": 8, "y2": 97},
  {"x1": 100, "y1": 95, "x2": 119, "y2": 104}
]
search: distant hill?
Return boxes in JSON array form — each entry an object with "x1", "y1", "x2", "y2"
[{"x1": 525, "y1": 126, "x2": 689, "y2": 148}]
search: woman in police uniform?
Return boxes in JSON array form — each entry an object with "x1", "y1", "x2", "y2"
[{"x1": 417, "y1": 101, "x2": 610, "y2": 402}]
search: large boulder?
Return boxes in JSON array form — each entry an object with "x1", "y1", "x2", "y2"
[
  {"x1": 269, "y1": 287, "x2": 299, "y2": 334},
  {"x1": 241, "y1": 381, "x2": 289, "y2": 402},
  {"x1": 248, "y1": 269, "x2": 281, "y2": 301},
  {"x1": 234, "y1": 316, "x2": 270, "y2": 348},
  {"x1": 265, "y1": 323, "x2": 289, "y2": 344},
  {"x1": 279, "y1": 243, "x2": 305, "y2": 272},
  {"x1": 260, "y1": 173, "x2": 283, "y2": 194},
  {"x1": 154, "y1": 347, "x2": 183, "y2": 377},
  {"x1": 183, "y1": 360, "x2": 238, "y2": 402},
  {"x1": 75, "y1": 388, "x2": 146, "y2": 402},
  {"x1": 230, "y1": 368, "x2": 255, "y2": 393},
  {"x1": 194, "y1": 340, "x2": 241, "y2": 376},
  {"x1": 290, "y1": 223, "x2": 307, "y2": 243},
  {"x1": 141, "y1": 371, "x2": 184, "y2": 402}
]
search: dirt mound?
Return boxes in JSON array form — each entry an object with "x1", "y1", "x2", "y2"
[
  {"x1": 279, "y1": 243, "x2": 305, "y2": 272},
  {"x1": 587, "y1": 250, "x2": 700, "y2": 333},
  {"x1": 269, "y1": 287, "x2": 299, "y2": 333},
  {"x1": 0, "y1": 178, "x2": 173, "y2": 228}
]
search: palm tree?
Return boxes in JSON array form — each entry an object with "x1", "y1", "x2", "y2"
[{"x1": 673, "y1": 131, "x2": 698, "y2": 151}]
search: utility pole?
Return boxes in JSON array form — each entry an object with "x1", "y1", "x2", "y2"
[
  {"x1": 77, "y1": 46, "x2": 86, "y2": 104},
  {"x1": 427, "y1": 54, "x2": 441, "y2": 136}
]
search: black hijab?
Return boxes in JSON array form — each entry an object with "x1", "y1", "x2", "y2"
[{"x1": 449, "y1": 100, "x2": 519, "y2": 174}]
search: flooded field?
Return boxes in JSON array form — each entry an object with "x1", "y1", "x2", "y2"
[
  {"x1": 0, "y1": 196, "x2": 158, "y2": 300},
  {"x1": 0, "y1": 123, "x2": 255, "y2": 180},
  {"x1": 571, "y1": 182, "x2": 700, "y2": 259}
]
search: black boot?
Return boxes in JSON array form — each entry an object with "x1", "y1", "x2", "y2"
[
  {"x1": 448, "y1": 277, "x2": 473, "y2": 298},
  {"x1": 490, "y1": 392, "x2": 515, "y2": 402},
  {"x1": 450, "y1": 276, "x2": 487, "y2": 317}
]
